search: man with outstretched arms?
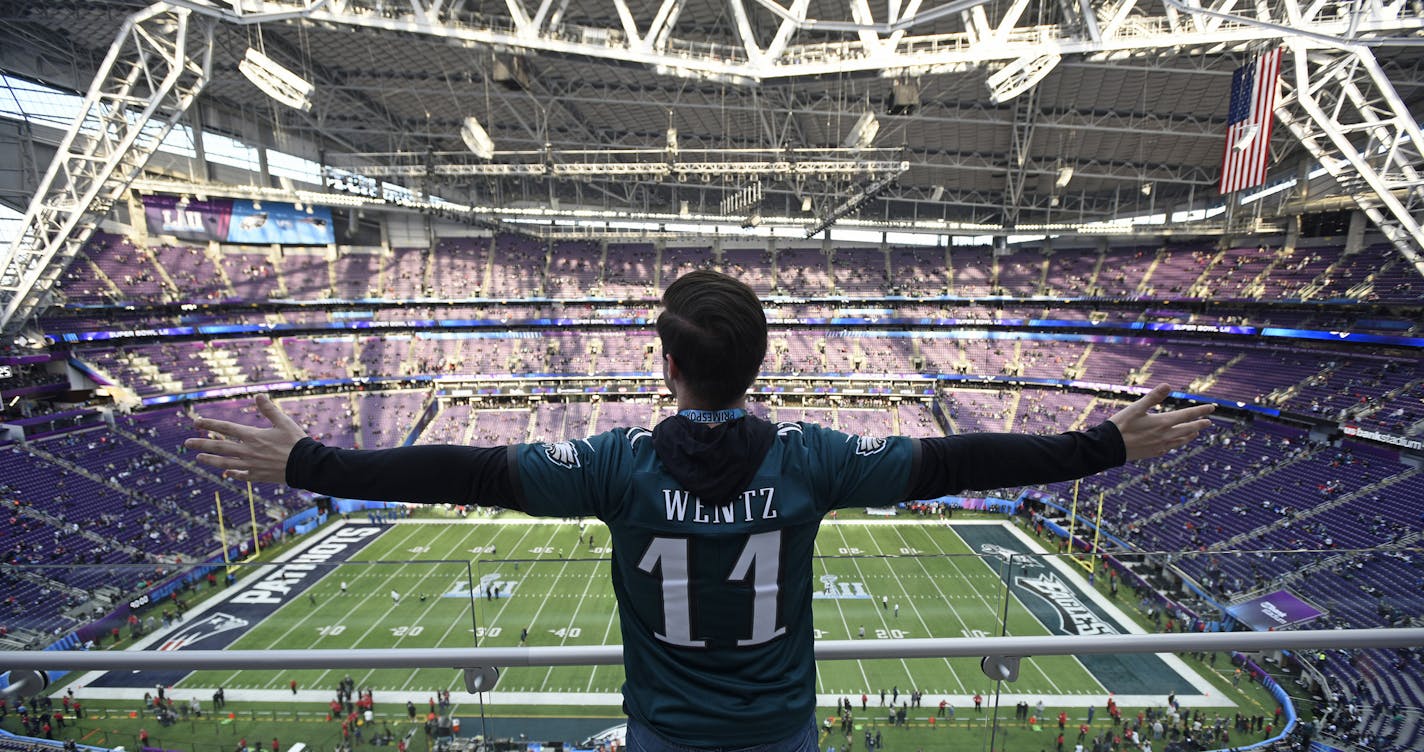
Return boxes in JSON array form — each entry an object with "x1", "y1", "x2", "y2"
[{"x1": 188, "y1": 270, "x2": 1214, "y2": 752}]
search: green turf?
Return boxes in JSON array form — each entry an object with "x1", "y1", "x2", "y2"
[
  {"x1": 39, "y1": 514, "x2": 1283, "y2": 751},
  {"x1": 179, "y1": 518, "x2": 1167, "y2": 701}
]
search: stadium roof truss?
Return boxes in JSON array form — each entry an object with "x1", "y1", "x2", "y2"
[{"x1": 3, "y1": 0, "x2": 1424, "y2": 336}]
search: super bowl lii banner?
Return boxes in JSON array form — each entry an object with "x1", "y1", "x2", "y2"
[{"x1": 143, "y1": 194, "x2": 335, "y2": 245}]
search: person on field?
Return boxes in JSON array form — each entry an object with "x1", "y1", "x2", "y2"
[{"x1": 188, "y1": 270, "x2": 1213, "y2": 752}]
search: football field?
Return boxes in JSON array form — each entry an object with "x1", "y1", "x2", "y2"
[{"x1": 82, "y1": 517, "x2": 1223, "y2": 710}]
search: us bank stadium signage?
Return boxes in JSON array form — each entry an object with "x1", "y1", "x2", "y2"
[{"x1": 1342, "y1": 425, "x2": 1424, "y2": 451}]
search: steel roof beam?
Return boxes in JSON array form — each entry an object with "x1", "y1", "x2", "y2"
[
  {"x1": 162, "y1": 0, "x2": 1424, "y2": 82},
  {"x1": 0, "y1": 4, "x2": 214, "y2": 337}
]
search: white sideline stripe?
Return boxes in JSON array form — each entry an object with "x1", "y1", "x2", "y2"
[
  {"x1": 1002, "y1": 523, "x2": 1220, "y2": 698},
  {"x1": 61, "y1": 686, "x2": 1236, "y2": 709},
  {"x1": 67, "y1": 521, "x2": 364, "y2": 689}
]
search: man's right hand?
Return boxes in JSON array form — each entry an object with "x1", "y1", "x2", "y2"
[
  {"x1": 1108, "y1": 384, "x2": 1215, "y2": 461},
  {"x1": 185, "y1": 393, "x2": 308, "y2": 483}
]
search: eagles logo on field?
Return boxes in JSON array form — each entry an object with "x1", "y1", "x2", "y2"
[
  {"x1": 979, "y1": 543, "x2": 1043, "y2": 569},
  {"x1": 542, "y1": 439, "x2": 588, "y2": 469},
  {"x1": 852, "y1": 435, "x2": 888, "y2": 456},
  {"x1": 1015, "y1": 573, "x2": 1118, "y2": 636}
]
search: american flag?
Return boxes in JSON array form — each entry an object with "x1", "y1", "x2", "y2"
[{"x1": 1220, "y1": 48, "x2": 1283, "y2": 194}]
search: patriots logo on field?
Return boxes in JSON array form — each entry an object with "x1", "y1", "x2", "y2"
[
  {"x1": 157, "y1": 612, "x2": 250, "y2": 651},
  {"x1": 542, "y1": 440, "x2": 587, "y2": 469},
  {"x1": 851, "y1": 435, "x2": 888, "y2": 456}
]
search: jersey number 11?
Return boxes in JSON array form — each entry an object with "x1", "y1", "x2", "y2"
[{"x1": 637, "y1": 530, "x2": 787, "y2": 648}]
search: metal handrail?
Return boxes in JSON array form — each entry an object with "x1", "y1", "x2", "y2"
[{"x1": 8, "y1": 628, "x2": 1422, "y2": 671}]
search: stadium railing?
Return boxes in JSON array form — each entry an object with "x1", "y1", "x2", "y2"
[{"x1": 4, "y1": 542, "x2": 1421, "y2": 752}]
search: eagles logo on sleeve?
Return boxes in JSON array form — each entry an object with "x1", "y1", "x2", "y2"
[
  {"x1": 626, "y1": 427, "x2": 652, "y2": 450},
  {"x1": 851, "y1": 435, "x2": 888, "y2": 456},
  {"x1": 541, "y1": 439, "x2": 589, "y2": 469}
]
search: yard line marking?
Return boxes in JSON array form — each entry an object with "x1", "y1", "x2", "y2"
[
  {"x1": 394, "y1": 528, "x2": 501, "y2": 692},
  {"x1": 863, "y1": 525, "x2": 966, "y2": 693},
  {"x1": 512, "y1": 539, "x2": 584, "y2": 691},
  {"x1": 900, "y1": 523, "x2": 1067, "y2": 693},
  {"x1": 476, "y1": 524, "x2": 564, "y2": 692},
  {"x1": 957, "y1": 524, "x2": 1109, "y2": 695},
  {"x1": 812, "y1": 532, "x2": 871, "y2": 694},
  {"x1": 537, "y1": 553, "x2": 603, "y2": 689},
  {"x1": 435, "y1": 523, "x2": 545, "y2": 698},
  {"x1": 585, "y1": 585, "x2": 620, "y2": 692},
  {"x1": 446, "y1": 522, "x2": 550, "y2": 709},
  {"x1": 472, "y1": 522, "x2": 542, "y2": 643},
  {"x1": 336, "y1": 524, "x2": 475, "y2": 690},
  {"x1": 201, "y1": 523, "x2": 430, "y2": 689},
  {"x1": 831, "y1": 524, "x2": 916, "y2": 691},
  {"x1": 925, "y1": 525, "x2": 1100, "y2": 695}
]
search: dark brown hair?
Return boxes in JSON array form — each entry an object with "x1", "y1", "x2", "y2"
[{"x1": 656, "y1": 270, "x2": 767, "y2": 408}]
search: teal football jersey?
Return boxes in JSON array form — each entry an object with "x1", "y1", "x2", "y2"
[{"x1": 513, "y1": 421, "x2": 917, "y2": 747}]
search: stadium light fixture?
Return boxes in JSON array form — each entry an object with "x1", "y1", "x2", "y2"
[
  {"x1": 1055, "y1": 166, "x2": 1074, "y2": 189},
  {"x1": 844, "y1": 112, "x2": 880, "y2": 152},
  {"x1": 238, "y1": 47, "x2": 314, "y2": 112},
  {"x1": 986, "y1": 53, "x2": 1061, "y2": 105},
  {"x1": 461, "y1": 116, "x2": 496, "y2": 160}
]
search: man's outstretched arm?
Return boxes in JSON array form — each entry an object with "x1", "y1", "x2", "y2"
[
  {"x1": 905, "y1": 384, "x2": 1215, "y2": 498},
  {"x1": 185, "y1": 394, "x2": 515, "y2": 506}
]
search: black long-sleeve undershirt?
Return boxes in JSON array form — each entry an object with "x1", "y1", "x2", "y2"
[
  {"x1": 286, "y1": 438, "x2": 519, "y2": 509},
  {"x1": 284, "y1": 419, "x2": 1125, "y2": 508},
  {"x1": 901, "y1": 420, "x2": 1125, "y2": 500}
]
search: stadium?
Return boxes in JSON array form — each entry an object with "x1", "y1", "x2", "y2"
[{"x1": 0, "y1": 0, "x2": 1422, "y2": 751}]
